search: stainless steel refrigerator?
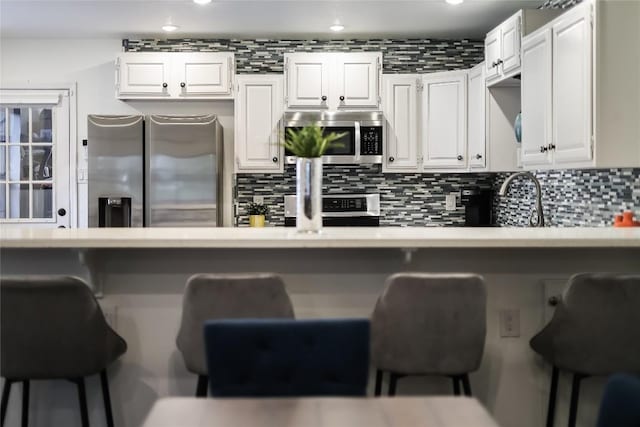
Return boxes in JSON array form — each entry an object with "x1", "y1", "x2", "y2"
[{"x1": 88, "y1": 114, "x2": 223, "y2": 227}]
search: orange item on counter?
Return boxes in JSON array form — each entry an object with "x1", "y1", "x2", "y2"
[{"x1": 613, "y1": 211, "x2": 640, "y2": 227}]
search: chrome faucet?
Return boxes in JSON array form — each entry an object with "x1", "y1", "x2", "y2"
[{"x1": 498, "y1": 172, "x2": 545, "y2": 227}]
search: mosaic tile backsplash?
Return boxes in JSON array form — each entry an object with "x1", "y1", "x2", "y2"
[
  {"x1": 124, "y1": 38, "x2": 484, "y2": 74},
  {"x1": 493, "y1": 169, "x2": 640, "y2": 227},
  {"x1": 235, "y1": 165, "x2": 494, "y2": 227}
]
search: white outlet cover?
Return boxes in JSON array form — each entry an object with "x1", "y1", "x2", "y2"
[
  {"x1": 499, "y1": 309, "x2": 520, "y2": 338},
  {"x1": 445, "y1": 194, "x2": 457, "y2": 211},
  {"x1": 253, "y1": 195, "x2": 264, "y2": 204}
]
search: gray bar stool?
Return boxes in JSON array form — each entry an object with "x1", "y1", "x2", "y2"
[
  {"x1": 176, "y1": 273, "x2": 295, "y2": 397},
  {"x1": 371, "y1": 273, "x2": 487, "y2": 396},
  {"x1": 0, "y1": 276, "x2": 127, "y2": 427},
  {"x1": 530, "y1": 273, "x2": 640, "y2": 427}
]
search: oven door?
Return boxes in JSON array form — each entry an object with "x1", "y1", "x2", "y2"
[{"x1": 284, "y1": 123, "x2": 360, "y2": 164}]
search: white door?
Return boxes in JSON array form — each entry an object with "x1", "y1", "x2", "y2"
[
  {"x1": 485, "y1": 27, "x2": 501, "y2": 82},
  {"x1": 552, "y1": 6, "x2": 593, "y2": 164},
  {"x1": 335, "y1": 53, "x2": 381, "y2": 109},
  {"x1": 422, "y1": 72, "x2": 467, "y2": 169},
  {"x1": 235, "y1": 75, "x2": 284, "y2": 172},
  {"x1": 521, "y1": 29, "x2": 553, "y2": 166},
  {"x1": 382, "y1": 75, "x2": 419, "y2": 172},
  {"x1": 0, "y1": 89, "x2": 71, "y2": 228},
  {"x1": 175, "y1": 53, "x2": 233, "y2": 97},
  {"x1": 500, "y1": 14, "x2": 522, "y2": 77},
  {"x1": 285, "y1": 54, "x2": 331, "y2": 109},
  {"x1": 117, "y1": 53, "x2": 171, "y2": 98},
  {"x1": 467, "y1": 63, "x2": 486, "y2": 168}
]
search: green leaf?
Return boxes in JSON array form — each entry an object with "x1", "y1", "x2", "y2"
[{"x1": 281, "y1": 124, "x2": 345, "y2": 158}]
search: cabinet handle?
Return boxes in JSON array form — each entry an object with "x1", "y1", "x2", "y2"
[
  {"x1": 339, "y1": 95, "x2": 345, "y2": 101},
  {"x1": 180, "y1": 82, "x2": 186, "y2": 88},
  {"x1": 475, "y1": 154, "x2": 482, "y2": 160},
  {"x1": 548, "y1": 295, "x2": 559, "y2": 307},
  {"x1": 57, "y1": 208, "x2": 66, "y2": 217},
  {"x1": 162, "y1": 82, "x2": 168, "y2": 88},
  {"x1": 388, "y1": 156, "x2": 395, "y2": 162},
  {"x1": 272, "y1": 157, "x2": 278, "y2": 163},
  {"x1": 548, "y1": 143, "x2": 556, "y2": 150},
  {"x1": 540, "y1": 146, "x2": 548, "y2": 153},
  {"x1": 497, "y1": 59, "x2": 504, "y2": 65},
  {"x1": 321, "y1": 95, "x2": 327, "y2": 101},
  {"x1": 491, "y1": 61, "x2": 497, "y2": 68},
  {"x1": 457, "y1": 155, "x2": 463, "y2": 161}
]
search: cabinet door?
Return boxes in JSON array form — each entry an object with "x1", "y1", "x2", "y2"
[
  {"x1": 235, "y1": 75, "x2": 284, "y2": 172},
  {"x1": 422, "y1": 73, "x2": 467, "y2": 169},
  {"x1": 500, "y1": 14, "x2": 522, "y2": 77},
  {"x1": 521, "y1": 29, "x2": 553, "y2": 166},
  {"x1": 117, "y1": 53, "x2": 171, "y2": 98},
  {"x1": 285, "y1": 54, "x2": 331, "y2": 109},
  {"x1": 335, "y1": 53, "x2": 381, "y2": 109},
  {"x1": 174, "y1": 53, "x2": 233, "y2": 97},
  {"x1": 552, "y1": 6, "x2": 592, "y2": 164},
  {"x1": 485, "y1": 28, "x2": 501, "y2": 82},
  {"x1": 382, "y1": 75, "x2": 419, "y2": 172},
  {"x1": 467, "y1": 63, "x2": 486, "y2": 168}
]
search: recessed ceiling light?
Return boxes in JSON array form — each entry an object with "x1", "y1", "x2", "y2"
[
  {"x1": 193, "y1": 0, "x2": 212, "y2": 4},
  {"x1": 330, "y1": 24, "x2": 345, "y2": 32},
  {"x1": 446, "y1": 0, "x2": 464, "y2": 4},
  {"x1": 162, "y1": 24, "x2": 179, "y2": 32}
]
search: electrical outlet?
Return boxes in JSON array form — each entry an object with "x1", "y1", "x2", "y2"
[
  {"x1": 499, "y1": 309, "x2": 520, "y2": 338},
  {"x1": 253, "y1": 195, "x2": 264, "y2": 204},
  {"x1": 445, "y1": 193, "x2": 457, "y2": 211},
  {"x1": 102, "y1": 306, "x2": 118, "y2": 331}
]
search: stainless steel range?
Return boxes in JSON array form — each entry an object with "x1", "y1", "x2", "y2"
[{"x1": 284, "y1": 194, "x2": 380, "y2": 227}]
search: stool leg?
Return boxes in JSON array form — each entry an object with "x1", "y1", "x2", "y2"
[
  {"x1": 451, "y1": 376, "x2": 461, "y2": 396},
  {"x1": 461, "y1": 374, "x2": 472, "y2": 397},
  {"x1": 75, "y1": 378, "x2": 89, "y2": 427},
  {"x1": 568, "y1": 374, "x2": 585, "y2": 427},
  {"x1": 21, "y1": 381, "x2": 29, "y2": 427},
  {"x1": 1, "y1": 380, "x2": 12, "y2": 427},
  {"x1": 100, "y1": 370, "x2": 114, "y2": 427},
  {"x1": 196, "y1": 375, "x2": 208, "y2": 398},
  {"x1": 388, "y1": 373, "x2": 399, "y2": 396},
  {"x1": 374, "y1": 370, "x2": 383, "y2": 397},
  {"x1": 546, "y1": 366, "x2": 559, "y2": 427}
]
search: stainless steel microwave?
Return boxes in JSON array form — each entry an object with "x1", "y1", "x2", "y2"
[{"x1": 283, "y1": 111, "x2": 384, "y2": 164}]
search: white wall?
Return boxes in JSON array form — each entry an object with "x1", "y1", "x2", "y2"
[{"x1": 0, "y1": 38, "x2": 235, "y2": 227}]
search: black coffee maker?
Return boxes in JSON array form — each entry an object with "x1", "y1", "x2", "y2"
[{"x1": 461, "y1": 187, "x2": 493, "y2": 226}]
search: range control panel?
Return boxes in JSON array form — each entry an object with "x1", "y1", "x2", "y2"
[
  {"x1": 360, "y1": 126, "x2": 383, "y2": 156},
  {"x1": 323, "y1": 197, "x2": 368, "y2": 213}
]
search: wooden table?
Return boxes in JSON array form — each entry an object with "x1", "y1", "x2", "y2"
[{"x1": 141, "y1": 396, "x2": 500, "y2": 427}]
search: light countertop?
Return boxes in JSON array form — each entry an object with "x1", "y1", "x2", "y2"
[{"x1": 1, "y1": 227, "x2": 639, "y2": 249}]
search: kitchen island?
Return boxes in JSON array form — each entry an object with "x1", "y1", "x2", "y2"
[{"x1": 1, "y1": 227, "x2": 639, "y2": 427}]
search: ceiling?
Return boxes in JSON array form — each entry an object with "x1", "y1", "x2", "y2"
[{"x1": 0, "y1": 0, "x2": 545, "y2": 39}]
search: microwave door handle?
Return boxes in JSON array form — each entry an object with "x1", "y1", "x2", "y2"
[{"x1": 354, "y1": 121, "x2": 361, "y2": 161}]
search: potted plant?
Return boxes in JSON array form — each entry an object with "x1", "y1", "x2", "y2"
[
  {"x1": 283, "y1": 124, "x2": 344, "y2": 233},
  {"x1": 247, "y1": 202, "x2": 269, "y2": 227}
]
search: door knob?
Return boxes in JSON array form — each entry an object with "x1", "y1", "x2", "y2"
[
  {"x1": 57, "y1": 208, "x2": 66, "y2": 217},
  {"x1": 272, "y1": 157, "x2": 278, "y2": 163},
  {"x1": 321, "y1": 95, "x2": 327, "y2": 101},
  {"x1": 162, "y1": 82, "x2": 168, "y2": 88},
  {"x1": 180, "y1": 82, "x2": 186, "y2": 88},
  {"x1": 457, "y1": 155, "x2": 463, "y2": 161}
]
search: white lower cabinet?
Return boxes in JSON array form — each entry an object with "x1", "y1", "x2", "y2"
[
  {"x1": 382, "y1": 75, "x2": 420, "y2": 172},
  {"x1": 234, "y1": 75, "x2": 284, "y2": 173},
  {"x1": 421, "y1": 71, "x2": 467, "y2": 170}
]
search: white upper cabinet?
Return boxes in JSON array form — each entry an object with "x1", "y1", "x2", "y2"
[
  {"x1": 235, "y1": 75, "x2": 284, "y2": 173},
  {"x1": 485, "y1": 9, "x2": 562, "y2": 86},
  {"x1": 116, "y1": 53, "x2": 172, "y2": 97},
  {"x1": 551, "y1": 6, "x2": 592, "y2": 165},
  {"x1": 173, "y1": 53, "x2": 233, "y2": 97},
  {"x1": 382, "y1": 75, "x2": 420, "y2": 172},
  {"x1": 284, "y1": 52, "x2": 382, "y2": 110},
  {"x1": 467, "y1": 63, "x2": 486, "y2": 169},
  {"x1": 421, "y1": 71, "x2": 467, "y2": 170},
  {"x1": 116, "y1": 52, "x2": 234, "y2": 100},
  {"x1": 285, "y1": 53, "x2": 332, "y2": 109},
  {"x1": 521, "y1": 29, "x2": 552, "y2": 166}
]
